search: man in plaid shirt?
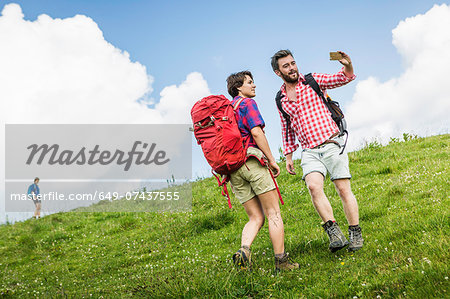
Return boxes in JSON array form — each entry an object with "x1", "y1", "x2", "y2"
[{"x1": 271, "y1": 49, "x2": 363, "y2": 252}]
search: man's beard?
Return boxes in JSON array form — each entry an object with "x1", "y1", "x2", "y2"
[{"x1": 281, "y1": 70, "x2": 299, "y2": 83}]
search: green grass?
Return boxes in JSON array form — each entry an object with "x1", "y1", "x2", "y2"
[{"x1": 1, "y1": 134, "x2": 449, "y2": 298}]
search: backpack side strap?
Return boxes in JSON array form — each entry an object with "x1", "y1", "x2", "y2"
[
  {"x1": 212, "y1": 171, "x2": 233, "y2": 208},
  {"x1": 275, "y1": 90, "x2": 291, "y2": 143},
  {"x1": 268, "y1": 166, "x2": 284, "y2": 206}
]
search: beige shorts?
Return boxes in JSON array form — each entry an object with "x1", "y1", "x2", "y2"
[{"x1": 229, "y1": 157, "x2": 276, "y2": 204}]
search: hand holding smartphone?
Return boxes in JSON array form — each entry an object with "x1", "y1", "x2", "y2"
[{"x1": 329, "y1": 52, "x2": 343, "y2": 60}]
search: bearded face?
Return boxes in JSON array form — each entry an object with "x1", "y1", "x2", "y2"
[
  {"x1": 280, "y1": 68, "x2": 299, "y2": 83},
  {"x1": 276, "y1": 55, "x2": 300, "y2": 83}
]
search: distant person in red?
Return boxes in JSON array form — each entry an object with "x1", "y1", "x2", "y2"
[
  {"x1": 27, "y1": 177, "x2": 41, "y2": 219},
  {"x1": 226, "y1": 71, "x2": 298, "y2": 272},
  {"x1": 271, "y1": 49, "x2": 363, "y2": 252}
]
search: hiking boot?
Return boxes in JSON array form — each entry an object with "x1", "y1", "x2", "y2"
[
  {"x1": 348, "y1": 226, "x2": 364, "y2": 252},
  {"x1": 322, "y1": 220, "x2": 349, "y2": 252},
  {"x1": 275, "y1": 252, "x2": 299, "y2": 272},
  {"x1": 232, "y1": 246, "x2": 251, "y2": 270}
]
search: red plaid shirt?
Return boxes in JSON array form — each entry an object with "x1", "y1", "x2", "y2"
[{"x1": 279, "y1": 69, "x2": 356, "y2": 155}]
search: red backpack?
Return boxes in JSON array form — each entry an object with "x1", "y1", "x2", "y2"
[
  {"x1": 191, "y1": 95, "x2": 284, "y2": 208},
  {"x1": 191, "y1": 95, "x2": 247, "y2": 175}
]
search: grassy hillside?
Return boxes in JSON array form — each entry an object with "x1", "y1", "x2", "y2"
[{"x1": 1, "y1": 134, "x2": 449, "y2": 298}]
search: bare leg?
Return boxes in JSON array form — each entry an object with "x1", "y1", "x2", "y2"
[
  {"x1": 305, "y1": 172, "x2": 334, "y2": 222},
  {"x1": 34, "y1": 203, "x2": 41, "y2": 218},
  {"x1": 333, "y1": 179, "x2": 359, "y2": 225},
  {"x1": 257, "y1": 189, "x2": 284, "y2": 255},
  {"x1": 241, "y1": 197, "x2": 265, "y2": 247}
]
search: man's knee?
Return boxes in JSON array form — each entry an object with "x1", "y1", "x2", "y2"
[
  {"x1": 334, "y1": 179, "x2": 353, "y2": 199},
  {"x1": 306, "y1": 176, "x2": 324, "y2": 196},
  {"x1": 339, "y1": 190, "x2": 354, "y2": 201}
]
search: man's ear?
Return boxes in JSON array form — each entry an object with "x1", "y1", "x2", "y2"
[{"x1": 274, "y1": 70, "x2": 281, "y2": 77}]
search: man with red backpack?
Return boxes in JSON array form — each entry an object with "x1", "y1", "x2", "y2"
[
  {"x1": 226, "y1": 71, "x2": 298, "y2": 271},
  {"x1": 271, "y1": 50, "x2": 364, "y2": 253}
]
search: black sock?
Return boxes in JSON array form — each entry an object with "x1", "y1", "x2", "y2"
[
  {"x1": 349, "y1": 224, "x2": 361, "y2": 231},
  {"x1": 323, "y1": 220, "x2": 335, "y2": 228}
]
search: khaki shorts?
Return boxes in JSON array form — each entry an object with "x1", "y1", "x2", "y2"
[
  {"x1": 300, "y1": 136, "x2": 351, "y2": 181},
  {"x1": 229, "y1": 157, "x2": 276, "y2": 205}
]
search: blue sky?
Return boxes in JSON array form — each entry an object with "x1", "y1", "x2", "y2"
[
  {"x1": 2, "y1": 0, "x2": 448, "y2": 175},
  {"x1": 6, "y1": 0, "x2": 437, "y2": 93},
  {"x1": 1, "y1": 0, "x2": 449, "y2": 223},
  {"x1": 9, "y1": 0, "x2": 440, "y2": 90}
]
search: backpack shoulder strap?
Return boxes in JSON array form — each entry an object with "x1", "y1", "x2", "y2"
[
  {"x1": 233, "y1": 97, "x2": 245, "y2": 111},
  {"x1": 304, "y1": 73, "x2": 326, "y2": 101},
  {"x1": 275, "y1": 90, "x2": 291, "y2": 143},
  {"x1": 275, "y1": 91, "x2": 290, "y2": 120}
]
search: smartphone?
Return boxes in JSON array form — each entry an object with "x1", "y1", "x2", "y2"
[{"x1": 329, "y1": 52, "x2": 343, "y2": 60}]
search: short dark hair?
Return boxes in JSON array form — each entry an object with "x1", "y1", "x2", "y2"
[
  {"x1": 271, "y1": 49, "x2": 293, "y2": 71},
  {"x1": 226, "y1": 71, "x2": 253, "y2": 98},
  {"x1": 34, "y1": 177, "x2": 39, "y2": 183}
]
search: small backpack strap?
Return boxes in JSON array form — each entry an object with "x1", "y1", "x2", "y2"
[
  {"x1": 212, "y1": 170, "x2": 232, "y2": 208},
  {"x1": 340, "y1": 130, "x2": 348, "y2": 155},
  {"x1": 275, "y1": 91, "x2": 291, "y2": 143},
  {"x1": 267, "y1": 166, "x2": 284, "y2": 205},
  {"x1": 222, "y1": 183, "x2": 232, "y2": 209}
]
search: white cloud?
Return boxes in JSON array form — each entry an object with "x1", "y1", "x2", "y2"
[
  {"x1": 346, "y1": 4, "x2": 450, "y2": 148},
  {"x1": 0, "y1": 3, "x2": 210, "y2": 219},
  {"x1": 0, "y1": 3, "x2": 210, "y2": 125},
  {"x1": 157, "y1": 72, "x2": 210, "y2": 122}
]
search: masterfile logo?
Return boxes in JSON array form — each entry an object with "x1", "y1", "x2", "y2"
[
  {"x1": 26, "y1": 141, "x2": 170, "y2": 171},
  {"x1": 5, "y1": 124, "x2": 192, "y2": 213},
  {"x1": 6, "y1": 124, "x2": 191, "y2": 180}
]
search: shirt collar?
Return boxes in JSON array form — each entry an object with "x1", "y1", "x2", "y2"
[{"x1": 280, "y1": 73, "x2": 305, "y2": 100}]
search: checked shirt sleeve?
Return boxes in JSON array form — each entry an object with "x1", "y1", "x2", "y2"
[
  {"x1": 313, "y1": 68, "x2": 356, "y2": 90},
  {"x1": 243, "y1": 99, "x2": 265, "y2": 130},
  {"x1": 279, "y1": 106, "x2": 299, "y2": 156}
]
